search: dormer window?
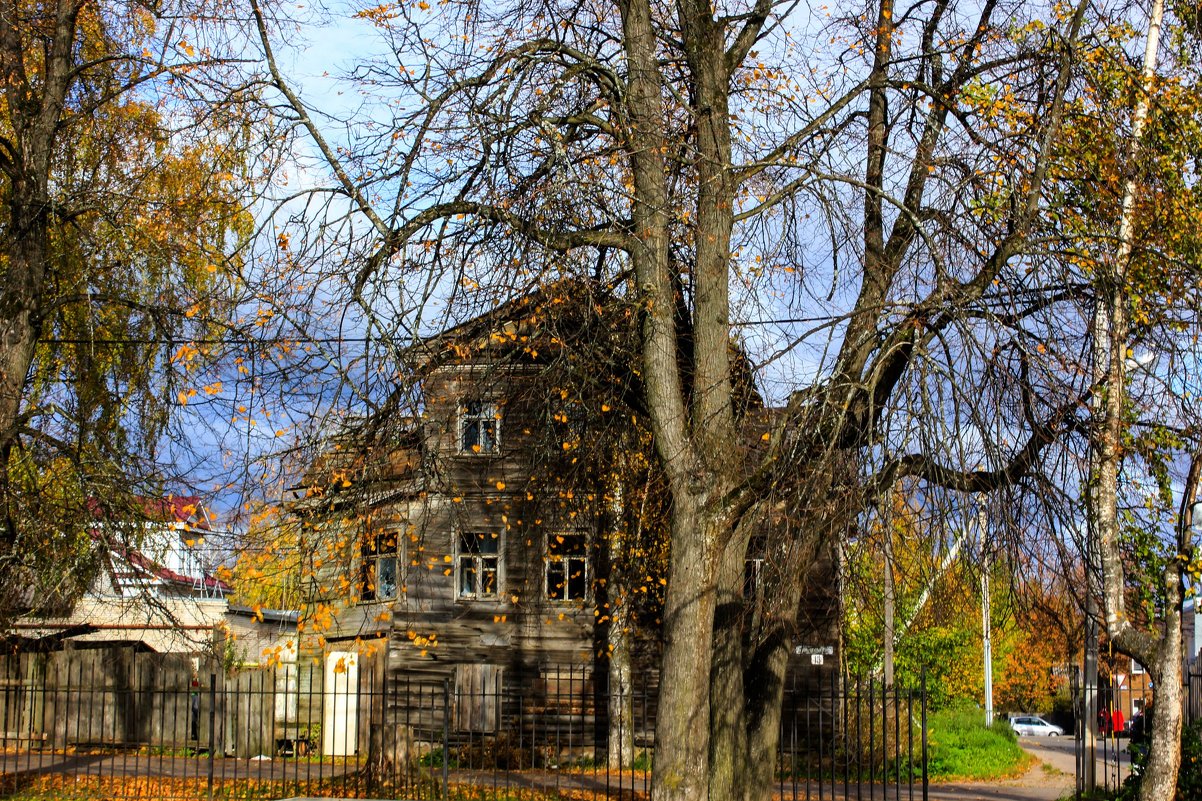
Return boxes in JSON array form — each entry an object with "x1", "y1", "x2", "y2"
[{"x1": 460, "y1": 400, "x2": 500, "y2": 454}]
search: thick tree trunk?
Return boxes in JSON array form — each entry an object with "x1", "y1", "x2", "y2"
[
  {"x1": 709, "y1": 524, "x2": 752, "y2": 801},
  {"x1": 654, "y1": 493, "x2": 721, "y2": 801},
  {"x1": 1141, "y1": 590, "x2": 1183, "y2": 801}
]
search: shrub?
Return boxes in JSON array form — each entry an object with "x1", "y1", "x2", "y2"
[{"x1": 924, "y1": 708, "x2": 1030, "y2": 780}]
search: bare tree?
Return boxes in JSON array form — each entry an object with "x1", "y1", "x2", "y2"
[{"x1": 244, "y1": 0, "x2": 1116, "y2": 797}]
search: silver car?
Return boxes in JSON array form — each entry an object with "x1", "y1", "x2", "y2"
[{"x1": 1009, "y1": 715, "x2": 1065, "y2": 737}]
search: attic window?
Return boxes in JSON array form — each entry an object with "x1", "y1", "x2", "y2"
[
  {"x1": 460, "y1": 400, "x2": 500, "y2": 454},
  {"x1": 360, "y1": 532, "x2": 399, "y2": 603},
  {"x1": 546, "y1": 532, "x2": 588, "y2": 601}
]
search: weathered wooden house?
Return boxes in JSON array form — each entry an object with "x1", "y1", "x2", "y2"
[{"x1": 296, "y1": 281, "x2": 842, "y2": 750}]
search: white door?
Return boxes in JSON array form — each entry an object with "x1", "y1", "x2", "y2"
[{"x1": 322, "y1": 651, "x2": 359, "y2": 756}]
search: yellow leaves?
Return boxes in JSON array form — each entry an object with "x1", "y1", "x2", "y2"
[
  {"x1": 172, "y1": 344, "x2": 200, "y2": 364},
  {"x1": 496, "y1": 480, "x2": 506, "y2": 490}
]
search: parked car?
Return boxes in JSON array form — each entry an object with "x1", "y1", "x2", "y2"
[{"x1": 1009, "y1": 715, "x2": 1065, "y2": 737}]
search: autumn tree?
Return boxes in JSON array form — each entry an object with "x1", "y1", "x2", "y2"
[
  {"x1": 242, "y1": 0, "x2": 1126, "y2": 798},
  {"x1": 1069, "y1": 0, "x2": 1202, "y2": 796},
  {"x1": 0, "y1": 0, "x2": 253, "y2": 623}
]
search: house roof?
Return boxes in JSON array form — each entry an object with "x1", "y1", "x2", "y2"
[
  {"x1": 86, "y1": 495, "x2": 213, "y2": 531},
  {"x1": 402, "y1": 277, "x2": 610, "y2": 370},
  {"x1": 227, "y1": 604, "x2": 300, "y2": 624},
  {"x1": 105, "y1": 541, "x2": 231, "y2": 592}
]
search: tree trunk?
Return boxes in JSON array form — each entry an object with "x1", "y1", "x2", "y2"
[
  {"x1": 1141, "y1": 589, "x2": 1183, "y2": 801},
  {"x1": 1086, "y1": 2, "x2": 1181, "y2": 799},
  {"x1": 653, "y1": 493, "x2": 721, "y2": 801},
  {"x1": 0, "y1": 0, "x2": 87, "y2": 616},
  {"x1": 709, "y1": 523, "x2": 752, "y2": 801},
  {"x1": 606, "y1": 602, "x2": 635, "y2": 770}
]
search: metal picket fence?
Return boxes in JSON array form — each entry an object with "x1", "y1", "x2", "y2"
[{"x1": 0, "y1": 647, "x2": 926, "y2": 800}]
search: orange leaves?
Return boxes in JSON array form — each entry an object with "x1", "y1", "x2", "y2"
[
  {"x1": 356, "y1": 3, "x2": 403, "y2": 24},
  {"x1": 172, "y1": 343, "x2": 200, "y2": 364}
]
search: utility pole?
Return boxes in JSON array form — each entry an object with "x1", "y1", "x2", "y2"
[
  {"x1": 1083, "y1": 562, "x2": 1098, "y2": 794},
  {"x1": 884, "y1": 514, "x2": 895, "y2": 688},
  {"x1": 979, "y1": 504, "x2": 993, "y2": 727}
]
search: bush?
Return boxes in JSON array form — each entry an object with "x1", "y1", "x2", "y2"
[{"x1": 924, "y1": 708, "x2": 1030, "y2": 781}]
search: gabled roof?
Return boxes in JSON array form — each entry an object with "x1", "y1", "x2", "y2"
[{"x1": 403, "y1": 277, "x2": 609, "y2": 371}]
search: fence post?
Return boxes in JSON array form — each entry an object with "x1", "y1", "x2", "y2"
[
  {"x1": 207, "y1": 673, "x2": 216, "y2": 801},
  {"x1": 442, "y1": 677, "x2": 451, "y2": 800},
  {"x1": 920, "y1": 667, "x2": 928, "y2": 801}
]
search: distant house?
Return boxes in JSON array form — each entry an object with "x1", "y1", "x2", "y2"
[
  {"x1": 295, "y1": 281, "x2": 841, "y2": 745},
  {"x1": 9, "y1": 497, "x2": 232, "y2": 654}
]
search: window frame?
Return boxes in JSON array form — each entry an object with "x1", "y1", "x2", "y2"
[
  {"x1": 456, "y1": 529, "x2": 502, "y2": 600},
  {"x1": 359, "y1": 531, "x2": 400, "y2": 604},
  {"x1": 458, "y1": 399, "x2": 501, "y2": 455},
  {"x1": 544, "y1": 531, "x2": 590, "y2": 602}
]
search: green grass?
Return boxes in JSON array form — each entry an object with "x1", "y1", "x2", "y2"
[{"x1": 925, "y1": 708, "x2": 1033, "y2": 781}]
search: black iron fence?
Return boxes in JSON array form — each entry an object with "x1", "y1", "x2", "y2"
[{"x1": 0, "y1": 648, "x2": 927, "y2": 800}]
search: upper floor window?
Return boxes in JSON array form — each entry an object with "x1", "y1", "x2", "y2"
[
  {"x1": 546, "y1": 532, "x2": 588, "y2": 601},
  {"x1": 460, "y1": 400, "x2": 500, "y2": 454},
  {"x1": 744, "y1": 557, "x2": 765, "y2": 599},
  {"x1": 458, "y1": 531, "x2": 500, "y2": 599},
  {"x1": 360, "y1": 532, "x2": 399, "y2": 603}
]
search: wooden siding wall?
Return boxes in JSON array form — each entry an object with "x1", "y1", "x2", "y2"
[{"x1": 312, "y1": 359, "x2": 842, "y2": 751}]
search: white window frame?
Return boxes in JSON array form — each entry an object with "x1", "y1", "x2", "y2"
[
  {"x1": 1132, "y1": 658, "x2": 1145, "y2": 675},
  {"x1": 360, "y1": 532, "x2": 400, "y2": 603},
  {"x1": 459, "y1": 400, "x2": 500, "y2": 454},
  {"x1": 545, "y1": 531, "x2": 589, "y2": 602},
  {"x1": 457, "y1": 530, "x2": 501, "y2": 599}
]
